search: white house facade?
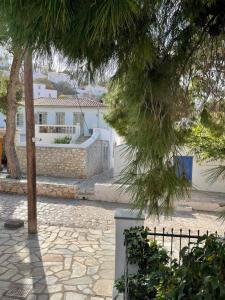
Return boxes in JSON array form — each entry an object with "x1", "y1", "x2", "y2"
[
  {"x1": 113, "y1": 144, "x2": 225, "y2": 194},
  {"x1": 14, "y1": 96, "x2": 116, "y2": 178},
  {"x1": 17, "y1": 96, "x2": 107, "y2": 133},
  {"x1": 33, "y1": 83, "x2": 57, "y2": 99}
]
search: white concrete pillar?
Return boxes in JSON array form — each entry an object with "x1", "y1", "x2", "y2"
[
  {"x1": 114, "y1": 209, "x2": 145, "y2": 280},
  {"x1": 113, "y1": 209, "x2": 145, "y2": 299}
]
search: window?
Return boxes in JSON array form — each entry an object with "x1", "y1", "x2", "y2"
[
  {"x1": 35, "y1": 112, "x2": 47, "y2": 125},
  {"x1": 73, "y1": 112, "x2": 84, "y2": 135},
  {"x1": 38, "y1": 92, "x2": 40, "y2": 96},
  {"x1": 38, "y1": 85, "x2": 41, "y2": 89},
  {"x1": 55, "y1": 112, "x2": 65, "y2": 125},
  {"x1": 73, "y1": 112, "x2": 84, "y2": 125},
  {"x1": 16, "y1": 113, "x2": 24, "y2": 127},
  {"x1": 49, "y1": 93, "x2": 51, "y2": 97}
]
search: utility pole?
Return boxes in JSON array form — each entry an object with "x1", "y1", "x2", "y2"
[{"x1": 24, "y1": 49, "x2": 37, "y2": 234}]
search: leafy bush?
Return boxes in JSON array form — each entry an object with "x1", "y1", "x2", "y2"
[
  {"x1": 115, "y1": 227, "x2": 171, "y2": 300},
  {"x1": 115, "y1": 227, "x2": 225, "y2": 300},
  {"x1": 54, "y1": 136, "x2": 71, "y2": 144},
  {"x1": 162, "y1": 235, "x2": 225, "y2": 300}
]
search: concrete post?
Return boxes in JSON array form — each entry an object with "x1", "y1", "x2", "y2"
[{"x1": 113, "y1": 209, "x2": 145, "y2": 299}]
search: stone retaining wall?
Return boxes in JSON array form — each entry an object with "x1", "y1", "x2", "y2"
[
  {"x1": 0, "y1": 178, "x2": 79, "y2": 199},
  {"x1": 16, "y1": 140, "x2": 109, "y2": 178}
]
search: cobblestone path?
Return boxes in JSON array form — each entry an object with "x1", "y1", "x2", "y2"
[
  {"x1": 0, "y1": 193, "x2": 127, "y2": 230},
  {"x1": 0, "y1": 192, "x2": 224, "y2": 299}
]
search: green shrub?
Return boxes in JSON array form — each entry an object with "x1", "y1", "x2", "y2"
[
  {"x1": 115, "y1": 227, "x2": 171, "y2": 300},
  {"x1": 54, "y1": 136, "x2": 71, "y2": 144},
  {"x1": 115, "y1": 227, "x2": 225, "y2": 300},
  {"x1": 161, "y1": 235, "x2": 225, "y2": 300}
]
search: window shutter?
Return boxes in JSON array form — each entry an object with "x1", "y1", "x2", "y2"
[
  {"x1": 62, "y1": 113, "x2": 65, "y2": 125},
  {"x1": 16, "y1": 113, "x2": 24, "y2": 127},
  {"x1": 43, "y1": 112, "x2": 47, "y2": 124},
  {"x1": 73, "y1": 113, "x2": 78, "y2": 125},
  {"x1": 35, "y1": 113, "x2": 38, "y2": 124},
  {"x1": 56, "y1": 112, "x2": 59, "y2": 125},
  {"x1": 56, "y1": 112, "x2": 65, "y2": 125},
  {"x1": 73, "y1": 113, "x2": 83, "y2": 125}
]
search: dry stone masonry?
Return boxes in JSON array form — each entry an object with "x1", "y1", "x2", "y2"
[
  {"x1": 0, "y1": 178, "x2": 79, "y2": 199},
  {"x1": 16, "y1": 140, "x2": 109, "y2": 179}
]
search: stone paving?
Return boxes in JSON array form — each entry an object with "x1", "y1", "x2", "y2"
[
  {"x1": 0, "y1": 193, "x2": 127, "y2": 230},
  {"x1": 0, "y1": 191, "x2": 225, "y2": 299},
  {"x1": 0, "y1": 222, "x2": 114, "y2": 300},
  {"x1": 0, "y1": 193, "x2": 125, "y2": 299}
]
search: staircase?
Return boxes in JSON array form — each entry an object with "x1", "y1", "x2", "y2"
[{"x1": 75, "y1": 136, "x2": 90, "y2": 144}]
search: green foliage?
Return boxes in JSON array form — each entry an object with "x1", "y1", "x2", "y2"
[
  {"x1": 53, "y1": 81, "x2": 75, "y2": 96},
  {"x1": 0, "y1": 73, "x2": 8, "y2": 114},
  {"x1": 115, "y1": 227, "x2": 225, "y2": 300},
  {"x1": 3, "y1": 0, "x2": 225, "y2": 215},
  {"x1": 0, "y1": 72, "x2": 23, "y2": 115},
  {"x1": 115, "y1": 227, "x2": 171, "y2": 300},
  {"x1": 105, "y1": 59, "x2": 191, "y2": 215},
  {"x1": 188, "y1": 123, "x2": 225, "y2": 162},
  {"x1": 162, "y1": 235, "x2": 225, "y2": 300},
  {"x1": 34, "y1": 78, "x2": 76, "y2": 96},
  {"x1": 34, "y1": 78, "x2": 55, "y2": 90},
  {"x1": 187, "y1": 97, "x2": 225, "y2": 188},
  {"x1": 54, "y1": 136, "x2": 71, "y2": 144}
]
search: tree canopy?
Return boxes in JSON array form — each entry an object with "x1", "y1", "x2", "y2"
[{"x1": 2, "y1": 0, "x2": 225, "y2": 214}]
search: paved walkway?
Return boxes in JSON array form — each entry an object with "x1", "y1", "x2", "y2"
[
  {"x1": 0, "y1": 193, "x2": 126, "y2": 300},
  {"x1": 0, "y1": 192, "x2": 225, "y2": 299},
  {"x1": 0, "y1": 222, "x2": 114, "y2": 300},
  {"x1": 0, "y1": 193, "x2": 127, "y2": 230}
]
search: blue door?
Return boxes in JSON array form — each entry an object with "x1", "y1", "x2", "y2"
[{"x1": 175, "y1": 156, "x2": 193, "y2": 182}]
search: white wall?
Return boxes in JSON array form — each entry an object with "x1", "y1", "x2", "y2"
[
  {"x1": 33, "y1": 83, "x2": 57, "y2": 99},
  {"x1": 114, "y1": 144, "x2": 132, "y2": 178},
  {"x1": 0, "y1": 112, "x2": 5, "y2": 128},
  {"x1": 33, "y1": 72, "x2": 47, "y2": 80},
  {"x1": 77, "y1": 85, "x2": 107, "y2": 98},
  {"x1": 18, "y1": 106, "x2": 109, "y2": 136},
  {"x1": 192, "y1": 158, "x2": 225, "y2": 193},
  {"x1": 114, "y1": 144, "x2": 225, "y2": 193}
]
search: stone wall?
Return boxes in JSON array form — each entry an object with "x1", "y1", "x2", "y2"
[
  {"x1": 0, "y1": 178, "x2": 79, "y2": 199},
  {"x1": 16, "y1": 140, "x2": 109, "y2": 178}
]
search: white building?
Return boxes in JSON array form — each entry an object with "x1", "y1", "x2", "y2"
[
  {"x1": 16, "y1": 96, "x2": 109, "y2": 140},
  {"x1": 77, "y1": 85, "x2": 107, "y2": 98},
  {"x1": 33, "y1": 71, "x2": 47, "y2": 80},
  {"x1": 33, "y1": 83, "x2": 57, "y2": 99},
  {"x1": 16, "y1": 96, "x2": 116, "y2": 169},
  {"x1": 113, "y1": 145, "x2": 225, "y2": 194},
  {"x1": 48, "y1": 72, "x2": 77, "y2": 88}
]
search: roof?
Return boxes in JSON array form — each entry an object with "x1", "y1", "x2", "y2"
[{"x1": 21, "y1": 96, "x2": 106, "y2": 108}]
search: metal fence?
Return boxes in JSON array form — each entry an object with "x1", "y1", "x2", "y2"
[{"x1": 124, "y1": 227, "x2": 224, "y2": 300}]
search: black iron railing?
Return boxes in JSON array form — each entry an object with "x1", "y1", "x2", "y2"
[{"x1": 123, "y1": 227, "x2": 224, "y2": 300}]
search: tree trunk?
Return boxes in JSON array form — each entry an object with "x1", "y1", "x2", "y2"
[
  {"x1": 24, "y1": 49, "x2": 37, "y2": 234},
  {"x1": 5, "y1": 50, "x2": 23, "y2": 179}
]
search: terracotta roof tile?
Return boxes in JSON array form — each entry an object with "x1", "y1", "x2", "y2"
[{"x1": 21, "y1": 96, "x2": 106, "y2": 108}]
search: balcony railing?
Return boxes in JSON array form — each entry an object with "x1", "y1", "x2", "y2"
[{"x1": 36, "y1": 125, "x2": 77, "y2": 135}]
